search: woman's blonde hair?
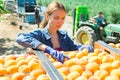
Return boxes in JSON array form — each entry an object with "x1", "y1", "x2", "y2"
[{"x1": 40, "y1": 1, "x2": 66, "y2": 28}]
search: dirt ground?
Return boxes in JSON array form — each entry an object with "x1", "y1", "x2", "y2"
[{"x1": 0, "y1": 14, "x2": 73, "y2": 55}]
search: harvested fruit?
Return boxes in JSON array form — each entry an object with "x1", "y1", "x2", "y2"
[
  {"x1": 11, "y1": 72, "x2": 25, "y2": 80},
  {"x1": 37, "y1": 74, "x2": 50, "y2": 80},
  {"x1": 7, "y1": 65, "x2": 18, "y2": 74},
  {"x1": 0, "y1": 46, "x2": 120, "y2": 80}
]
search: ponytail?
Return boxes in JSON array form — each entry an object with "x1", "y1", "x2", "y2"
[{"x1": 40, "y1": 14, "x2": 48, "y2": 28}]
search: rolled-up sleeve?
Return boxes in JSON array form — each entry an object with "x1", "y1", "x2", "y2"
[{"x1": 16, "y1": 30, "x2": 42, "y2": 49}]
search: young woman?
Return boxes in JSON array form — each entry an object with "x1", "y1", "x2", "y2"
[{"x1": 16, "y1": 1, "x2": 93, "y2": 63}]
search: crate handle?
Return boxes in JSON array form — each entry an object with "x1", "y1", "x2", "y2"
[{"x1": 104, "y1": 49, "x2": 110, "y2": 54}]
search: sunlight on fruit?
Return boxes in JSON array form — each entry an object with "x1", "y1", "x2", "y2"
[
  {"x1": 37, "y1": 74, "x2": 50, "y2": 80},
  {"x1": 11, "y1": 72, "x2": 25, "y2": 80},
  {"x1": 68, "y1": 71, "x2": 80, "y2": 80},
  {"x1": 7, "y1": 65, "x2": 18, "y2": 74}
]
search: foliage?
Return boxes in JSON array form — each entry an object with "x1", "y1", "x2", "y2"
[
  {"x1": 0, "y1": 0, "x2": 8, "y2": 16},
  {"x1": 37, "y1": 0, "x2": 120, "y2": 23}
]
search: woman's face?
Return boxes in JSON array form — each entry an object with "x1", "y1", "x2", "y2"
[{"x1": 48, "y1": 9, "x2": 66, "y2": 30}]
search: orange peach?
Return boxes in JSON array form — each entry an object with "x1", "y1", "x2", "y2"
[
  {"x1": 81, "y1": 70, "x2": 93, "y2": 79},
  {"x1": 7, "y1": 65, "x2": 18, "y2": 74},
  {"x1": 0, "y1": 57, "x2": 4, "y2": 64},
  {"x1": 94, "y1": 70, "x2": 109, "y2": 80},
  {"x1": 18, "y1": 65, "x2": 30, "y2": 73},
  {"x1": 4, "y1": 60, "x2": 16, "y2": 67},
  {"x1": 88, "y1": 76, "x2": 100, "y2": 80},
  {"x1": 105, "y1": 75, "x2": 119, "y2": 80},
  {"x1": 5, "y1": 55, "x2": 16, "y2": 61},
  {"x1": 112, "y1": 60, "x2": 120, "y2": 69},
  {"x1": 28, "y1": 58, "x2": 41, "y2": 71},
  {"x1": 37, "y1": 74, "x2": 50, "y2": 80},
  {"x1": 0, "y1": 65, "x2": 7, "y2": 76},
  {"x1": 11, "y1": 72, "x2": 25, "y2": 80},
  {"x1": 85, "y1": 62, "x2": 99, "y2": 74},
  {"x1": 102, "y1": 55, "x2": 115, "y2": 63},
  {"x1": 88, "y1": 56, "x2": 102, "y2": 64},
  {"x1": 23, "y1": 75, "x2": 35, "y2": 80},
  {"x1": 26, "y1": 55, "x2": 37, "y2": 63},
  {"x1": 100, "y1": 63, "x2": 113, "y2": 73},
  {"x1": 16, "y1": 56, "x2": 26, "y2": 62},
  {"x1": 53, "y1": 61, "x2": 63, "y2": 69},
  {"x1": 68, "y1": 71, "x2": 80, "y2": 80},
  {"x1": 64, "y1": 59, "x2": 76, "y2": 67},
  {"x1": 30, "y1": 69, "x2": 46, "y2": 78},
  {"x1": 0, "y1": 76, "x2": 11, "y2": 80},
  {"x1": 110, "y1": 68, "x2": 120, "y2": 78},
  {"x1": 58, "y1": 67, "x2": 70, "y2": 76},
  {"x1": 75, "y1": 76, "x2": 87, "y2": 80},
  {"x1": 70, "y1": 65, "x2": 84, "y2": 75},
  {"x1": 17, "y1": 60, "x2": 27, "y2": 68}
]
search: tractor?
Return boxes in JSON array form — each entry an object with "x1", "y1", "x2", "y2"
[{"x1": 73, "y1": 6, "x2": 120, "y2": 45}]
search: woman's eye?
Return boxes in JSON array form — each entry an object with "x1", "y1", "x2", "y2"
[
  {"x1": 54, "y1": 17, "x2": 59, "y2": 19},
  {"x1": 62, "y1": 17, "x2": 65, "y2": 20}
]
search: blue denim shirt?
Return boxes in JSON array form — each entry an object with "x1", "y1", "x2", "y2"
[{"x1": 16, "y1": 28, "x2": 78, "y2": 51}]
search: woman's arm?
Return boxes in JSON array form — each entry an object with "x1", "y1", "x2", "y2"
[{"x1": 16, "y1": 30, "x2": 47, "y2": 51}]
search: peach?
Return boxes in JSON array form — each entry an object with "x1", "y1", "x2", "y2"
[
  {"x1": 0, "y1": 65, "x2": 7, "y2": 76},
  {"x1": 112, "y1": 60, "x2": 120, "y2": 69},
  {"x1": 75, "y1": 76, "x2": 87, "y2": 80},
  {"x1": 105, "y1": 75, "x2": 119, "y2": 80},
  {"x1": 88, "y1": 76, "x2": 100, "y2": 80},
  {"x1": 30, "y1": 69, "x2": 45, "y2": 78},
  {"x1": 110, "y1": 68, "x2": 120, "y2": 78},
  {"x1": 7, "y1": 65, "x2": 18, "y2": 74},
  {"x1": 0, "y1": 57, "x2": 4, "y2": 64},
  {"x1": 23, "y1": 75, "x2": 35, "y2": 80},
  {"x1": 53, "y1": 61, "x2": 63, "y2": 69},
  {"x1": 18, "y1": 65, "x2": 30, "y2": 73},
  {"x1": 0, "y1": 76, "x2": 11, "y2": 80},
  {"x1": 102, "y1": 55, "x2": 115, "y2": 63},
  {"x1": 37, "y1": 74, "x2": 50, "y2": 80},
  {"x1": 64, "y1": 59, "x2": 76, "y2": 67},
  {"x1": 4, "y1": 60, "x2": 16, "y2": 67},
  {"x1": 68, "y1": 71, "x2": 80, "y2": 80},
  {"x1": 17, "y1": 60, "x2": 27, "y2": 68},
  {"x1": 5, "y1": 55, "x2": 16, "y2": 61},
  {"x1": 11, "y1": 72, "x2": 25, "y2": 80},
  {"x1": 70, "y1": 65, "x2": 84, "y2": 75},
  {"x1": 100, "y1": 63, "x2": 113, "y2": 73},
  {"x1": 28, "y1": 58, "x2": 41, "y2": 71},
  {"x1": 58, "y1": 67, "x2": 70, "y2": 76},
  {"x1": 81, "y1": 70, "x2": 93, "y2": 79},
  {"x1": 85, "y1": 62, "x2": 99, "y2": 74},
  {"x1": 94, "y1": 70, "x2": 109, "y2": 80}
]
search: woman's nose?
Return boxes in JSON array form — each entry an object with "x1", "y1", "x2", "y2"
[{"x1": 57, "y1": 19, "x2": 64, "y2": 24}]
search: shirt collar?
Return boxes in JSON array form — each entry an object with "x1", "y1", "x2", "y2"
[
  {"x1": 42, "y1": 28, "x2": 66, "y2": 40},
  {"x1": 42, "y1": 28, "x2": 51, "y2": 40}
]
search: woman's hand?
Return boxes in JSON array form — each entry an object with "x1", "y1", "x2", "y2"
[
  {"x1": 78, "y1": 45, "x2": 94, "y2": 53},
  {"x1": 45, "y1": 46, "x2": 69, "y2": 63}
]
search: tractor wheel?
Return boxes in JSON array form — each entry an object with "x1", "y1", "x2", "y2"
[{"x1": 75, "y1": 26, "x2": 97, "y2": 45}]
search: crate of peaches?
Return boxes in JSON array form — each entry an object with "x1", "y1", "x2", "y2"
[
  {"x1": 1, "y1": 47, "x2": 120, "y2": 80},
  {"x1": 0, "y1": 54, "x2": 48, "y2": 80}
]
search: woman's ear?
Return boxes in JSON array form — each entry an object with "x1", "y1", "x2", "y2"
[{"x1": 45, "y1": 14, "x2": 49, "y2": 21}]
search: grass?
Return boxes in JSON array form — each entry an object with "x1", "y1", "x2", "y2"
[{"x1": 37, "y1": 0, "x2": 120, "y2": 23}]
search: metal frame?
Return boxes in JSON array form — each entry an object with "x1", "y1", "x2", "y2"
[{"x1": 33, "y1": 50, "x2": 64, "y2": 80}]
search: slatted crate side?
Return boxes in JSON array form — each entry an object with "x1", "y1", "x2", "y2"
[{"x1": 94, "y1": 41, "x2": 120, "y2": 60}]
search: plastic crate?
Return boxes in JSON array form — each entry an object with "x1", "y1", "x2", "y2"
[{"x1": 94, "y1": 40, "x2": 120, "y2": 60}]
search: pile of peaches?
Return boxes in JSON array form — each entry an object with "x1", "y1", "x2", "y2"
[
  {"x1": 0, "y1": 54, "x2": 48, "y2": 80},
  {"x1": 0, "y1": 48, "x2": 120, "y2": 80},
  {"x1": 108, "y1": 43, "x2": 120, "y2": 50}
]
